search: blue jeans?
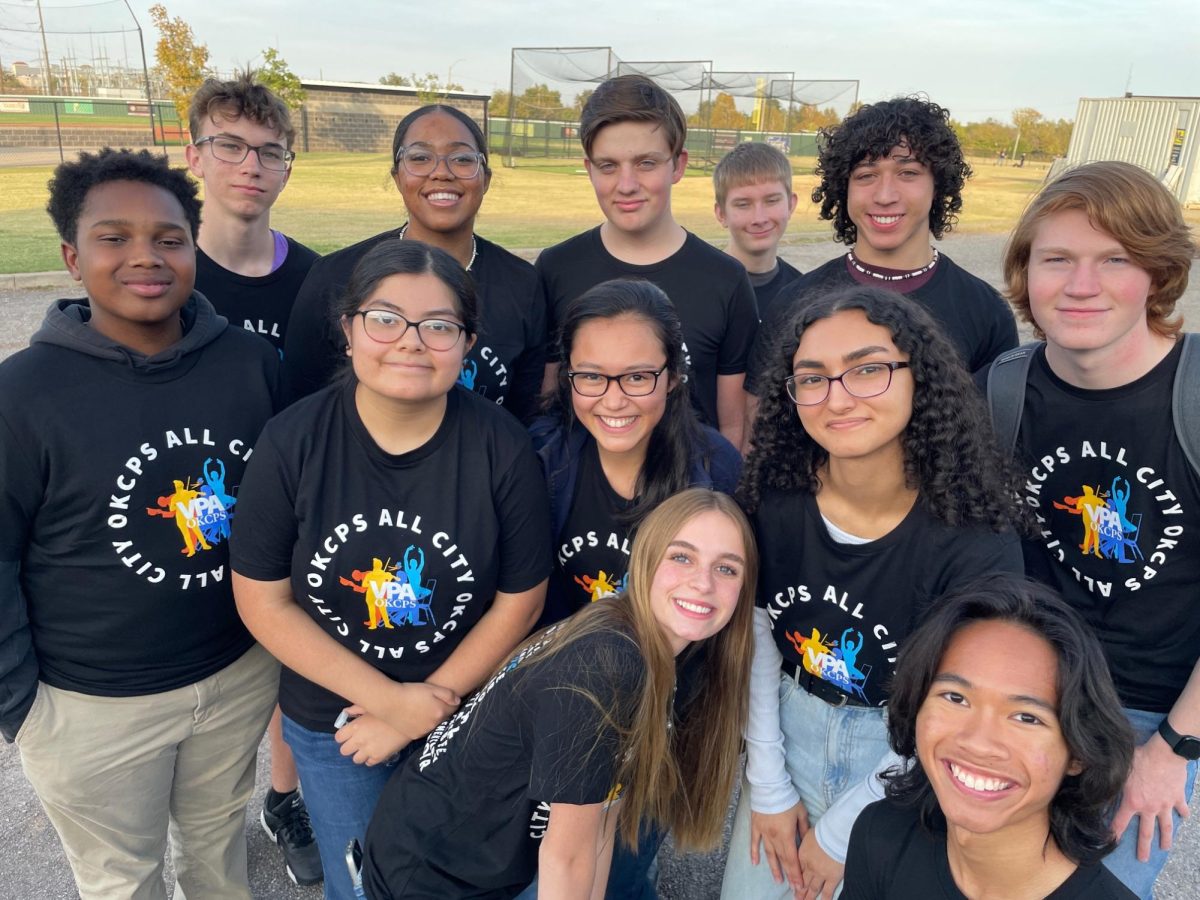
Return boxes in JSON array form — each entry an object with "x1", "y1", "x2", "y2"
[
  {"x1": 721, "y1": 673, "x2": 888, "y2": 900},
  {"x1": 282, "y1": 715, "x2": 407, "y2": 900},
  {"x1": 1103, "y1": 707, "x2": 1198, "y2": 899}
]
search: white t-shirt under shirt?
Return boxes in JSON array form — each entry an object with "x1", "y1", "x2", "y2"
[{"x1": 230, "y1": 382, "x2": 553, "y2": 732}]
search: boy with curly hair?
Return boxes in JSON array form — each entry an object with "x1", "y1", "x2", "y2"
[
  {"x1": 744, "y1": 96, "x2": 1016, "y2": 407},
  {"x1": 0, "y1": 148, "x2": 280, "y2": 899}
]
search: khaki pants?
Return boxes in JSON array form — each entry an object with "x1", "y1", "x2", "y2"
[{"x1": 16, "y1": 643, "x2": 279, "y2": 900}]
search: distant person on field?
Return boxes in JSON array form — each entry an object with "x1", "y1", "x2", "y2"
[
  {"x1": 744, "y1": 96, "x2": 1017, "y2": 429},
  {"x1": 186, "y1": 72, "x2": 322, "y2": 886},
  {"x1": 988, "y1": 160, "x2": 1199, "y2": 898},
  {"x1": 538, "y1": 74, "x2": 759, "y2": 452},
  {"x1": 0, "y1": 148, "x2": 280, "y2": 899},
  {"x1": 186, "y1": 73, "x2": 318, "y2": 358},
  {"x1": 713, "y1": 141, "x2": 802, "y2": 321}
]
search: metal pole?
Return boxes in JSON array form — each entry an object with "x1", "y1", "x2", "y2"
[
  {"x1": 122, "y1": 1, "x2": 159, "y2": 152},
  {"x1": 52, "y1": 101, "x2": 64, "y2": 162},
  {"x1": 36, "y1": 0, "x2": 53, "y2": 95},
  {"x1": 506, "y1": 49, "x2": 516, "y2": 167}
]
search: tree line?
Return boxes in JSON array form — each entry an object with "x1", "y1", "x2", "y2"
[{"x1": 143, "y1": 6, "x2": 1076, "y2": 159}]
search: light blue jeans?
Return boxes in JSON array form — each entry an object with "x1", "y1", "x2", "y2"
[
  {"x1": 721, "y1": 672, "x2": 888, "y2": 900},
  {"x1": 1103, "y1": 707, "x2": 1198, "y2": 899}
]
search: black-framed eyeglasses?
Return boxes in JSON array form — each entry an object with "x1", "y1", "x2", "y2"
[
  {"x1": 785, "y1": 362, "x2": 910, "y2": 406},
  {"x1": 567, "y1": 367, "x2": 667, "y2": 397},
  {"x1": 347, "y1": 309, "x2": 466, "y2": 351},
  {"x1": 194, "y1": 136, "x2": 295, "y2": 171},
  {"x1": 394, "y1": 145, "x2": 485, "y2": 179}
]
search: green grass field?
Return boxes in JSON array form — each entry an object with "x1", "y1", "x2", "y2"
[{"x1": 0, "y1": 152, "x2": 1155, "y2": 275}]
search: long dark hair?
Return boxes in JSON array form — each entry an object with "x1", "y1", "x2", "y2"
[
  {"x1": 739, "y1": 285, "x2": 1026, "y2": 535},
  {"x1": 883, "y1": 576, "x2": 1134, "y2": 866},
  {"x1": 544, "y1": 279, "x2": 705, "y2": 525}
]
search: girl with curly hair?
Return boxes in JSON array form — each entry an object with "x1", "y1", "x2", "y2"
[{"x1": 721, "y1": 285, "x2": 1026, "y2": 900}]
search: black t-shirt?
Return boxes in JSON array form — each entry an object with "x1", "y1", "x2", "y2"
[
  {"x1": 553, "y1": 441, "x2": 635, "y2": 616},
  {"x1": 843, "y1": 799, "x2": 1135, "y2": 899},
  {"x1": 1017, "y1": 342, "x2": 1200, "y2": 712},
  {"x1": 229, "y1": 382, "x2": 553, "y2": 732},
  {"x1": 196, "y1": 237, "x2": 319, "y2": 357},
  {"x1": 745, "y1": 253, "x2": 1017, "y2": 396},
  {"x1": 755, "y1": 490, "x2": 1022, "y2": 706},
  {"x1": 537, "y1": 227, "x2": 759, "y2": 428},
  {"x1": 282, "y1": 231, "x2": 546, "y2": 420},
  {"x1": 750, "y1": 258, "x2": 802, "y2": 322},
  {"x1": 362, "y1": 626, "x2": 644, "y2": 900}
]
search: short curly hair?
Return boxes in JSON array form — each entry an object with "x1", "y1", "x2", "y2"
[
  {"x1": 739, "y1": 285, "x2": 1026, "y2": 535},
  {"x1": 46, "y1": 147, "x2": 201, "y2": 244},
  {"x1": 812, "y1": 96, "x2": 970, "y2": 245},
  {"x1": 1004, "y1": 160, "x2": 1194, "y2": 340}
]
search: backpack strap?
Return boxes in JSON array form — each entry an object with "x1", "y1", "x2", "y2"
[
  {"x1": 1172, "y1": 333, "x2": 1200, "y2": 479},
  {"x1": 986, "y1": 342, "x2": 1042, "y2": 457}
]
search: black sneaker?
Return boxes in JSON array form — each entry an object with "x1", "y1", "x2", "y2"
[{"x1": 261, "y1": 789, "x2": 324, "y2": 885}]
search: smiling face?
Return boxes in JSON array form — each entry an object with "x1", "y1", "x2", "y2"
[
  {"x1": 185, "y1": 114, "x2": 291, "y2": 222},
  {"x1": 649, "y1": 509, "x2": 747, "y2": 655},
  {"x1": 568, "y1": 313, "x2": 673, "y2": 464},
  {"x1": 716, "y1": 178, "x2": 798, "y2": 261},
  {"x1": 1026, "y1": 208, "x2": 1157, "y2": 362},
  {"x1": 917, "y1": 619, "x2": 1080, "y2": 843},
  {"x1": 846, "y1": 142, "x2": 935, "y2": 268},
  {"x1": 341, "y1": 270, "x2": 473, "y2": 406},
  {"x1": 62, "y1": 179, "x2": 195, "y2": 354},
  {"x1": 392, "y1": 110, "x2": 490, "y2": 239},
  {"x1": 791, "y1": 308, "x2": 913, "y2": 465},
  {"x1": 585, "y1": 120, "x2": 687, "y2": 238}
]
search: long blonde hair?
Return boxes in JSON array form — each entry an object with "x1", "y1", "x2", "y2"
[{"x1": 520, "y1": 488, "x2": 758, "y2": 850}]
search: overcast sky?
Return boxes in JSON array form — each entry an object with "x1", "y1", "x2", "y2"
[{"x1": 4, "y1": 0, "x2": 1197, "y2": 122}]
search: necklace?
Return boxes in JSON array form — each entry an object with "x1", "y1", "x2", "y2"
[
  {"x1": 399, "y1": 224, "x2": 477, "y2": 272},
  {"x1": 847, "y1": 247, "x2": 939, "y2": 282}
]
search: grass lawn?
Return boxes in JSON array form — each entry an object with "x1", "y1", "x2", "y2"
[{"x1": 1, "y1": 152, "x2": 1180, "y2": 275}]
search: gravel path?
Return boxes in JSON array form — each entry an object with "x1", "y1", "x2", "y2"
[{"x1": 1, "y1": 232, "x2": 1197, "y2": 898}]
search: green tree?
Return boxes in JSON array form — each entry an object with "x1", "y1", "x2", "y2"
[
  {"x1": 378, "y1": 72, "x2": 463, "y2": 101},
  {"x1": 570, "y1": 89, "x2": 594, "y2": 122},
  {"x1": 148, "y1": 4, "x2": 210, "y2": 121},
  {"x1": 255, "y1": 48, "x2": 305, "y2": 111},
  {"x1": 514, "y1": 84, "x2": 565, "y2": 120},
  {"x1": 490, "y1": 88, "x2": 513, "y2": 115},
  {"x1": 1010, "y1": 107, "x2": 1043, "y2": 156}
]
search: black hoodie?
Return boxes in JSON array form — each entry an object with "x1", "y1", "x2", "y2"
[{"x1": 0, "y1": 293, "x2": 279, "y2": 741}]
